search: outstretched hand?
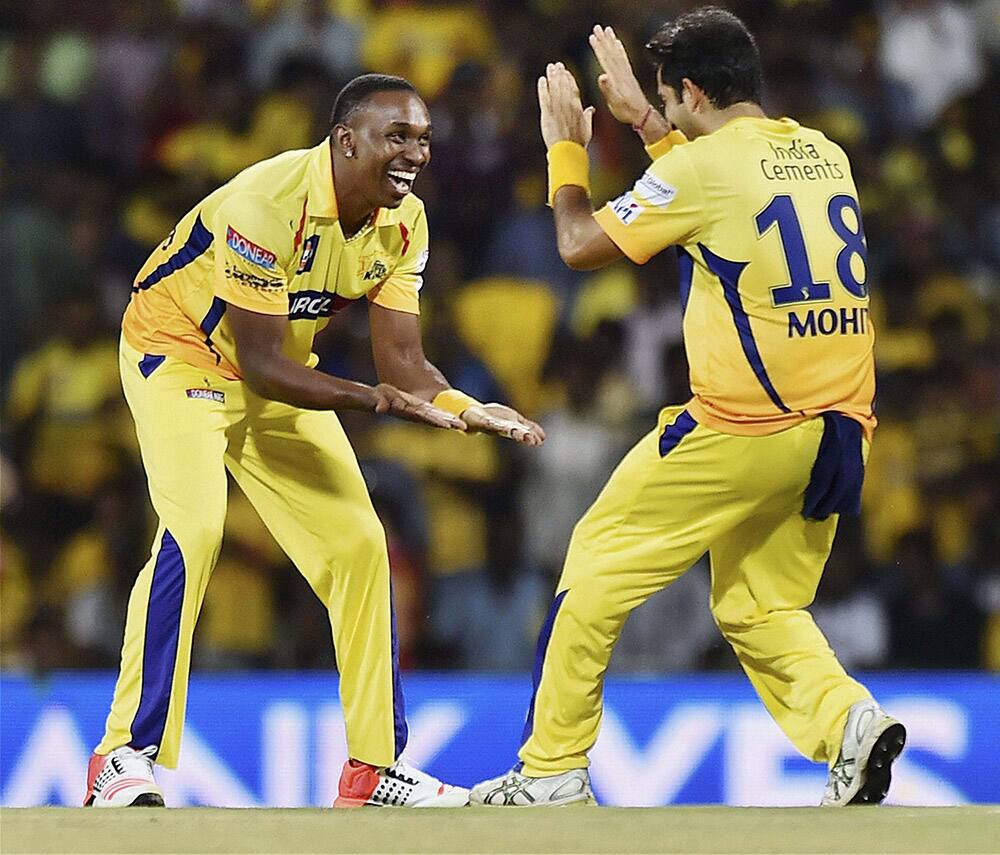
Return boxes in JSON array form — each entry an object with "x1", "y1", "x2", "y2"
[
  {"x1": 461, "y1": 403, "x2": 546, "y2": 446},
  {"x1": 538, "y1": 62, "x2": 595, "y2": 149},
  {"x1": 373, "y1": 384, "x2": 467, "y2": 431}
]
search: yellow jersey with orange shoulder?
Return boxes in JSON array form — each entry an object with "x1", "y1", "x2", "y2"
[{"x1": 122, "y1": 140, "x2": 428, "y2": 380}]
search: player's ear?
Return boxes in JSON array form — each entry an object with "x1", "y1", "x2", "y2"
[
  {"x1": 680, "y1": 78, "x2": 704, "y2": 112},
  {"x1": 332, "y1": 125, "x2": 356, "y2": 159}
]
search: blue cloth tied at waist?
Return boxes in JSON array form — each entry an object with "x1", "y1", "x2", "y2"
[{"x1": 801, "y1": 412, "x2": 865, "y2": 521}]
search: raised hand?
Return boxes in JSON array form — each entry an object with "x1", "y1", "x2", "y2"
[
  {"x1": 373, "y1": 384, "x2": 467, "y2": 431},
  {"x1": 461, "y1": 403, "x2": 546, "y2": 447},
  {"x1": 538, "y1": 62, "x2": 596, "y2": 149},
  {"x1": 589, "y1": 25, "x2": 671, "y2": 144}
]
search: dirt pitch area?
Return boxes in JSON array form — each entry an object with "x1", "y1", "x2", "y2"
[{"x1": 2, "y1": 806, "x2": 997, "y2": 854}]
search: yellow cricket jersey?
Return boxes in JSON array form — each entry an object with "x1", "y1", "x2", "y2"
[
  {"x1": 594, "y1": 117, "x2": 875, "y2": 439},
  {"x1": 122, "y1": 140, "x2": 429, "y2": 380}
]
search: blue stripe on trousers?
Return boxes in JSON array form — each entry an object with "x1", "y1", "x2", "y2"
[
  {"x1": 129, "y1": 529, "x2": 186, "y2": 754},
  {"x1": 519, "y1": 589, "x2": 569, "y2": 756},
  {"x1": 659, "y1": 409, "x2": 698, "y2": 457},
  {"x1": 389, "y1": 589, "x2": 408, "y2": 758},
  {"x1": 138, "y1": 354, "x2": 165, "y2": 378}
]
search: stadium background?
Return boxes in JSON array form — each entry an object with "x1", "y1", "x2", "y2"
[{"x1": 1, "y1": 0, "x2": 998, "y2": 807}]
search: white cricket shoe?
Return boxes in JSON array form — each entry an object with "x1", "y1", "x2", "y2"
[
  {"x1": 470, "y1": 767, "x2": 596, "y2": 807},
  {"x1": 334, "y1": 758, "x2": 469, "y2": 807},
  {"x1": 821, "y1": 699, "x2": 906, "y2": 806},
  {"x1": 84, "y1": 745, "x2": 164, "y2": 807}
]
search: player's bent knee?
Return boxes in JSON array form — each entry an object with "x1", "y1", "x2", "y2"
[
  {"x1": 559, "y1": 582, "x2": 632, "y2": 630},
  {"x1": 347, "y1": 512, "x2": 389, "y2": 562},
  {"x1": 167, "y1": 517, "x2": 226, "y2": 562}
]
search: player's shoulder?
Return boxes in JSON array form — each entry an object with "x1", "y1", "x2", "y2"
[
  {"x1": 214, "y1": 148, "x2": 312, "y2": 213},
  {"x1": 794, "y1": 121, "x2": 847, "y2": 151},
  {"x1": 204, "y1": 149, "x2": 313, "y2": 236}
]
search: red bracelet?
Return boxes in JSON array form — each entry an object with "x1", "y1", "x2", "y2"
[{"x1": 631, "y1": 105, "x2": 654, "y2": 133}]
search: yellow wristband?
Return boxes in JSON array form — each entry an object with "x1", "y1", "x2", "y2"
[
  {"x1": 546, "y1": 140, "x2": 590, "y2": 207},
  {"x1": 644, "y1": 129, "x2": 688, "y2": 161},
  {"x1": 432, "y1": 389, "x2": 481, "y2": 418}
]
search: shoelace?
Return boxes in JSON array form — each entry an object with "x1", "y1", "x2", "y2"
[{"x1": 113, "y1": 745, "x2": 158, "y2": 777}]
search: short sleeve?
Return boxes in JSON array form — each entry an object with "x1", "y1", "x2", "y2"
[
  {"x1": 369, "y1": 207, "x2": 428, "y2": 315},
  {"x1": 592, "y1": 146, "x2": 705, "y2": 265},
  {"x1": 211, "y1": 195, "x2": 290, "y2": 315}
]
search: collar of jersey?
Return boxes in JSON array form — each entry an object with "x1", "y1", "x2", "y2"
[
  {"x1": 307, "y1": 140, "x2": 340, "y2": 220},
  {"x1": 720, "y1": 115, "x2": 801, "y2": 134},
  {"x1": 305, "y1": 139, "x2": 407, "y2": 227}
]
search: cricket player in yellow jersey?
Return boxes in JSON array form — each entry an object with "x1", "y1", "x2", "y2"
[
  {"x1": 84, "y1": 74, "x2": 544, "y2": 809},
  {"x1": 473, "y1": 8, "x2": 905, "y2": 808}
]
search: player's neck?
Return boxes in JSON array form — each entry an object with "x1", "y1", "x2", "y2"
[
  {"x1": 701, "y1": 102, "x2": 767, "y2": 135},
  {"x1": 336, "y1": 190, "x2": 377, "y2": 237}
]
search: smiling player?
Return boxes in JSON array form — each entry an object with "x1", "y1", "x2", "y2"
[{"x1": 85, "y1": 74, "x2": 543, "y2": 809}]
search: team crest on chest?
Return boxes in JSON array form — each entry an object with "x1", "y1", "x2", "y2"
[{"x1": 358, "y1": 252, "x2": 392, "y2": 283}]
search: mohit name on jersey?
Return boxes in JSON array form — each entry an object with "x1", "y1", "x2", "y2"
[{"x1": 788, "y1": 306, "x2": 870, "y2": 338}]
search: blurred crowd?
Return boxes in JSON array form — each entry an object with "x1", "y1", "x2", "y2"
[{"x1": 2, "y1": 0, "x2": 998, "y2": 676}]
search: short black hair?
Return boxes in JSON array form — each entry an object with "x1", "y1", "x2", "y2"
[
  {"x1": 329, "y1": 73, "x2": 418, "y2": 126},
  {"x1": 645, "y1": 7, "x2": 762, "y2": 108}
]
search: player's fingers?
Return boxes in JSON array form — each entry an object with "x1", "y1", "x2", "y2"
[
  {"x1": 422, "y1": 407, "x2": 466, "y2": 431},
  {"x1": 537, "y1": 75, "x2": 550, "y2": 111},
  {"x1": 517, "y1": 417, "x2": 545, "y2": 444},
  {"x1": 590, "y1": 28, "x2": 611, "y2": 63}
]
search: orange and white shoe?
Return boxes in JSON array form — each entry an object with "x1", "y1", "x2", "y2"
[
  {"x1": 334, "y1": 758, "x2": 468, "y2": 808},
  {"x1": 84, "y1": 746, "x2": 164, "y2": 807}
]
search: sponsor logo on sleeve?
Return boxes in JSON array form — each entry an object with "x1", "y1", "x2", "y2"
[
  {"x1": 633, "y1": 171, "x2": 678, "y2": 207},
  {"x1": 226, "y1": 226, "x2": 277, "y2": 270},
  {"x1": 296, "y1": 235, "x2": 320, "y2": 274},
  {"x1": 288, "y1": 290, "x2": 355, "y2": 320},
  {"x1": 186, "y1": 388, "x2": 225, "y2": 403},
  {"x1": 610, "y1": 192, "x2": 642, "y2": 225},
  {"x1": 225, "y1": 266, "x2": 284, "y2": 290}
]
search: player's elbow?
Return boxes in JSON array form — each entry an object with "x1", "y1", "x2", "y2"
[
  {"x1": 559, "y1": 242, "x2": 604, "y2": 271},
  {"x1": 556, "y1": 222, "x2": 618, "y2": 270}
]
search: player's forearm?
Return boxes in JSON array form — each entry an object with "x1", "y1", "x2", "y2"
[
  {"x1": 377, "y1": 355, "x2": 450, "y2": 402},
  {"x1": 241, "y1": 352, "x2": 376, "y2": 411},
  {"x1": 552, "y1": 186, "x2": 605, "y2": 270}
]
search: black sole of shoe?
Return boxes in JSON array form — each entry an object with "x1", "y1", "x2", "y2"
[
  {"x1": 129, "y1": 793, "x2": 165, "y2": 807},
  {"x1": 849, "y1": 722, "x2": 907, "y2": 805}
]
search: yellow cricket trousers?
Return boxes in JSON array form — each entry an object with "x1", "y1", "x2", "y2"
[
  {"x1": 519, "y1": 406, "x2": 871, "y2": 776},
  {"x1": 97, "y1": 338, "x2": 405, "y2": 768}
]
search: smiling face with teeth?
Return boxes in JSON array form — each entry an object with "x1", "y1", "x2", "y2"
[{"x1": 330, "y1": 89, "x2": 432, "y2": 235}]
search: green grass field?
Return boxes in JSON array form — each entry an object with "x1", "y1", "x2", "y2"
[{"x1": 2, "y1": 806, "x2": 998, "y2": 854}]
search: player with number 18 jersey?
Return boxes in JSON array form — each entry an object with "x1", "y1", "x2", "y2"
[
  {"x1": 472, "y1": 9, "x2": 905, "y2": 811},
  {"x1": 595, "y1": 115, "x2": 875, "y2": 439}
]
